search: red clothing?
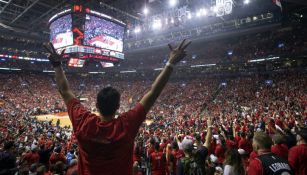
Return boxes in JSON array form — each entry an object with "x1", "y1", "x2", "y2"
[
  {"x1": 66, "y1": 164, "x2": 78, "y2": 175},
  {"x1": 288, "y1": 144, "x2": 307, "y2": 175},
  {"x1": 68, "y1": 98, "x2": 146, "y2": 175},
  {"x1": 169, "y1": 149, "x2": 184, "y2": 175},
  {"x1": 238, "y1": 138, "x2": 253, "y2": 154},
  {"x1": 49, "y1": 153, "x2": 66, "y2": 166},
  {"x1": 226, "y1": 139, "x2": 237, "y2": 149},
  {"x1": 215, "y1": 144, "x2": 226, "y2": 164},
  {"x1": 271, "y1": 144, "x2": 288, "y2": 160},
  {"x1": 24, "y1": 152, "x2": 40, "y2": 166},
  {"x1": 150, "y1": 151, "x2": 166, "y2": 175},
  {"x1": 248, "y1": 155, "x2": 263, "y2": 175}
]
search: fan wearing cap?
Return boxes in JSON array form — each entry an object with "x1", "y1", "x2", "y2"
[
  {"x1": 176, "y1": 117, "x2": 213, "y2": 175},
  {"x1": 288, "y1": 128, "x2": 307, "y2": 175}
]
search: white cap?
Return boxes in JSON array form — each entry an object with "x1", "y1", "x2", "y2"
[
  {"x1": 210, "y1": 154, "x2": 218, "y2": 163},
  {"x1": 238, "y1": 149, "x2": 246, "y2": 155}
]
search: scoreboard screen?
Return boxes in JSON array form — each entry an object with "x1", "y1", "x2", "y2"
[
  {"x1": 84, "y1": 14, "x2": 125, "y2": 52},
  {"x1": 49, "y1": 14, "x2": 73, "y2": 49}
]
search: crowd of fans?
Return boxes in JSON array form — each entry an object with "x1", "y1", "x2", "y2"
[
  {"x1": 84, "y1": 15, "x2": 125, "y2": 42},
  {"x1": 0, "y1": 70, "x2": 306, "y2": 174},
  {"x1": 49, "y1": 14, "x2": 72, "y2": 46}
]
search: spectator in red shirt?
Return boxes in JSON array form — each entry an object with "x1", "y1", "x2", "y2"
[
  {"x1": 166, "y1": 141, "x2": 184, "y2": 175},
  {"x1": 49, "y1": 147, "x2": 66, "y2": 168},
  {"x1": 22, "y1": 147, "x2": 40, "y2": 168},
  {"x1": 271, "y1": 134, "x2": 289, "y2": 160},
  {"x1": 248, "y1": 132, "x2": 293, "y2": 175},
  {"x1": 238, "y1": 132, "x2": 253, "y2": 155},
  {"x1": 288, "y1": 128, "x2": 307, "y2": 175},
  {"x1": 150, "y1": 143, "x2": 167, "y2": 175},
  {"x1": 43, "y1": 40, "x2": 191, "y2": 175}
]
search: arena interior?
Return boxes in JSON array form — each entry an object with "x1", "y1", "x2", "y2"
[{"x1": 0, "y1": 0, "x2": 306, "y2": 175}]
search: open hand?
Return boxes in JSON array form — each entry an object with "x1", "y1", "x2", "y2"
[
  {"x1": 43, "y1": 42, "x2": 65, "y2": 67},
  {"x1": 207, "y1": 117, "x2": 213, "y2": 127},
  {"x1": 168, "y1": 39, "x2": 191, "y2": 65}
]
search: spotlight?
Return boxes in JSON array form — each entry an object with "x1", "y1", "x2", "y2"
[
  {"x1": 171, "y1": 18, "x2": 174, "y2": 24},
  {"x1": 196, "y1": 12, "x2": 201, "y2": 17},
  {"x1": 134, "y1": 27, "x2": 141, "y2": 33},
  {"x1": 187, "y1": 13, "x2": 192, "y2": 19},
  {"x1": 201, "y1": 8, "x2": 207, "y2": 16},
  {"x1": 143, "y1": 7, "x2": 149, "y2": 15},
  {"x1": 152, "y1": 19, "x2": 162, "y2": 30},
  {"x1": 244, "y1": 0, "x2": 250, "y2": 4},
  {"x1": 169, "y1": 0, "x2": 177, "y2": 7}
]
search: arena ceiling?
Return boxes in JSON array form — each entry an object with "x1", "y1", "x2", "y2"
[
  {"x1": 0, "y1": 0, "x2": 141, "y2": 36},
  {"x1": 0, "y1": 0, "x2": 306, "y2": 40}
]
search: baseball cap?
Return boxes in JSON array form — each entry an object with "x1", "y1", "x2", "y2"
[
  {"x1": 181, "y1": 137, "x2": 193, "y2": 151},
  {"x1": 238, "y1": 149, "x2": 246, "y2": 155},
  {"x1": 210, "y1": 154, "x2": 218, "y2": 163}
]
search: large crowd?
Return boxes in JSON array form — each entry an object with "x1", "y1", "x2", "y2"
[
  {"x1": 49, "y1": 14, "x2": 72, "y2": 45},
  {"x1": 84, "y1": 15, "x2": 125, "y2": 43},
  {"x1": 0, "y1": 70, "x2": 306, "y2": 174}
]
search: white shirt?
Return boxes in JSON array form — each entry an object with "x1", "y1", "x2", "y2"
[{"x1": 224, "y1": 165, "x2": 235, "y2": 175}]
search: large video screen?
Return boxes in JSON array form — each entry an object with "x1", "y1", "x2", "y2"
[
  {"x1": 49, "y1": 14, "x2": 73, "y2": 49},
  {"x1": 84, "y1": 14, "x2": 125, "y2": 52}
]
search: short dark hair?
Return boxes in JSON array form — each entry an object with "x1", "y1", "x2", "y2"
[
  {"x1": 97, "y1": 87, "x2": 120, "y2": 116},
  {"x1": 154, "y1": 142, "x2": 160, "y2": 151},
  {"x1": 253, "y1": 132, "x2": 273, "y2": 150},
  {"x1": 4, "y1": 141, "x2": 14, "y2": 150}
]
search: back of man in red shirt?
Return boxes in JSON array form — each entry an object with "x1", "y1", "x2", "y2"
[
  {"x1": 288, "y1": 129, "x2": 307, "y2": 175},
  {"x1": 23, "y1": 149, "x2": 40, "y2": 167},
  {"x1": 43, "y1": 40, "x2": 191, "y2": 175},
  {"x1": 150, "y1": 143, "x2": 166, "y2": 175}
]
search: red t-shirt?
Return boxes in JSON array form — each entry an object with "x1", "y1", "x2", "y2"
[
  {"x1": 288, "y1": 144, "x2": 307, "y2": 175},
  {"x1": 215, "y1": 144, "x2": 226, "y2": 164},
  {"x1": 169, "y1": 149, "x2": 184, "y2": 174},
  {"x1": 150, "y1": 151, "x2": 166, "y2": 175},
  {"x1": 49, "y1": 153, "x2": 66, "y2": 166},
  {"x1": 68, "y1": 98, "x2": 146, "y2": 175},
  {"x1": 238, "y1": 138, "x2": 253, "y2": 155},
  {"x1": 248, "y1": 156, "x2": 264, "y2": 175},
  {"x1": 271, "y1": 144, "x2": 288, "y2": 160},
  {"x1": 24, "y1": 152, "x2": 40, "y2": 166}
]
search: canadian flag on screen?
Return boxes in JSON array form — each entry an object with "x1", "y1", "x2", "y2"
[{"x1": 273, "y1": 0, "x2": 282, "y2": 11}]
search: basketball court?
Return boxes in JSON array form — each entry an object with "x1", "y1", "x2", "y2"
[{"x1": 34, "y1": 112, "x2": 72, "y2": 128}]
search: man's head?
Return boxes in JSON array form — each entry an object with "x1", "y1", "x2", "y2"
[
  {"x1": 4, "y1": 141, "x2": 15, "y2": 151},
  {"x1": 96, "y1": 87, "x2": 120, "y2": 118},
  {"x1": 296, "y1": 128, "x2": 307, "y2": 144},
  {"x1": 154, "y1": 142, "x2": 160, "y2": 151},
  {"x1": 252, "y1": 131, "x2": 273, "y2": 152},
  {"x1": 181, "y1": 137, "x2": 193, "y2": 154}
]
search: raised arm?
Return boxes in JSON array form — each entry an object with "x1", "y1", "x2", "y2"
[
  {"x1": 203, "y1": 117, "x2": 213, "y2": 149},
  {"x1": 140, "y1": 39, "x2": 191, "y2": 113},
  {"x1": 43, "y1": 43, "x2": 75, "y2": 105}
]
